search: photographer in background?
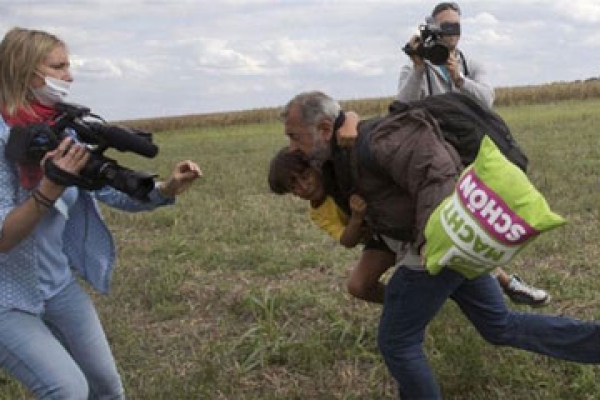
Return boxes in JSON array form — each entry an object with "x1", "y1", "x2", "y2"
[
  {"x1": 398, "y1": 2, "x2": 549, "y2": 307},
  {"x1": 0, "y1": 27, "x2": 200, "y2": 398},
  {"x1": 397, "y1": 2, "x2": 494, "y2": 108}
]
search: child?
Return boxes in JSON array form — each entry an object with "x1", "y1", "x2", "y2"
[{"x1": 269, "y1": 146, "x2": 393, "y2": 303}]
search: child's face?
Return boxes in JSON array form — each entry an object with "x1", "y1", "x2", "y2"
[{"x1": 290, "y1": 169, "x2": 324, "y2": 202}]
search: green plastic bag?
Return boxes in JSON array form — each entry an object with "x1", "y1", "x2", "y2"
[{"x1": 424, "y1": 136, "x2": 566, "y2": 279}]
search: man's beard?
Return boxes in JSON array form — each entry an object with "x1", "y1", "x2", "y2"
[{"x1": 308, "y1": 137, "x2": 331, "y2": 170}]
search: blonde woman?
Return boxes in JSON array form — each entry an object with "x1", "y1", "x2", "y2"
[{"x1": 0, "y1": 27, "x2": 200, "y2": 398}]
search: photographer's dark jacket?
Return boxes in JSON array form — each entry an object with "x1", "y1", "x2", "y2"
[
  {"x1": 324, "y1": 108, "x2": 462, "y2": 250},
  {"x1": 0, "y1": 117, "x2": 174, "y2": 314},
  {"x1": 397, "y1": 51, "x2": 494, "y2": 109}
]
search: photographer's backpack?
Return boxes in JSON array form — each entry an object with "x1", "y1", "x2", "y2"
[{"x1": 356, "y1": 92, "x2": 529, "y2": 173}]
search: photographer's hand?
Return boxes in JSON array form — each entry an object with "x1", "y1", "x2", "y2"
[
  {"x1": 157, "y1": 160, "x2": 202, "y2": 197},
  {"x1": 447, "y1": 52, "x2": 464, "y2": 88},
  {"x1": 408, "y1": 35, "x2": 425, "y2": 68}
]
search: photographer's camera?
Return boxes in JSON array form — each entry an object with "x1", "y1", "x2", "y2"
[{"x1": 402, "y1": 19, "x2": 460, "y2": 65}]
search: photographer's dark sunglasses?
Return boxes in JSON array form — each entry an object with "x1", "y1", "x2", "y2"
[{"x1": 440, "y1": 22, "x2": 461, "y2": 36}]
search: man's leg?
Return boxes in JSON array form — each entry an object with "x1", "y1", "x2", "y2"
[
  {"x1": 378, "y1": 267, "x2": 464, "y2": 399},
  {"x1": 452, "y1": 273, "x2": 600, "y2": 363}
]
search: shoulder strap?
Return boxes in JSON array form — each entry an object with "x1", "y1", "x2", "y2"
[
  {"x1": 425, "y1": 65, "x2": 433, "y2": 96},
  {"x1": 457, "y1": 50, "x2": 469, "y2": 77},
  {"x1": 356, "y1": 116, "x2": 387, "y2": 176}
]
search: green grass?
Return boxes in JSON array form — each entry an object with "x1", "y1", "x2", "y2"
[{"x1": 2, "y1": 100, "x2": 600, "y2": 399}]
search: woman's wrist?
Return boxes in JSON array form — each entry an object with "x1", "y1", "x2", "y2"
[
  {"x1": 156, "y1": 181, "x2": 175, "y2": 198},
  {"x1": 30, "y1": 181, "x2": 61, "y2": 212},
  {"x1": 31, "y1": 189, "x2": 55, "y2": 210},
  {"x1": 37, "y1": 178, "x2": 64, "y2": 202}
]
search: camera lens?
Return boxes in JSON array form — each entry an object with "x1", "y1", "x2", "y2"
[{"x1": 426, "y1": 43, "x2": 450, "y2": 65}]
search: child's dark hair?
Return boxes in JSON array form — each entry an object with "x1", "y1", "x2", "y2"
[{"x1": 268, "y1": 146, "x2": 312, "y2": 194}]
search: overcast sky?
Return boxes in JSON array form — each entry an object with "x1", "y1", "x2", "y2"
[{"x1": 1, "y1": 0, "x2": 599, "y2": 121}]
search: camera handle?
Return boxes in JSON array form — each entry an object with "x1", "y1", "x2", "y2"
[{"x1": 43, "y1": 158, "x2": 102, "y2": 190}]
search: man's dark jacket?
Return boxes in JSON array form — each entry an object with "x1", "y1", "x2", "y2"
[{"x1": 323, "y1": 107, "x2": 462, "y2": 250}]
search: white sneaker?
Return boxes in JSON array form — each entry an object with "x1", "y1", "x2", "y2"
[{"x1": 504, "y1": 275, "x2": 551, "y2": 307}]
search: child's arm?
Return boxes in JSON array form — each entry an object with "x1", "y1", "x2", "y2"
[
  {"x1": 339, "y1": 194, "x2": 368, "y2": 248},
  {"x1": 337, "y1": 111, "x2": 360, "y2": 147}
]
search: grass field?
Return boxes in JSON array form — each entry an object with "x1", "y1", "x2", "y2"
[{"x1": 1, "y1": 95, "x2": 600, "y2": 399}]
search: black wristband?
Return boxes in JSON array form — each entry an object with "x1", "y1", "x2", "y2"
[
  {"x1": 31, "y1": 190, "x2": 53, "y2": 209},
  {"x1": 34, "y1": 189, "x2": 56, "y2": 206}
]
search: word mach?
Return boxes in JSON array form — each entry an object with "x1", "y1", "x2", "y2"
[{"x1": 438, "y1": 169, "x2": 540, "y2": 274}]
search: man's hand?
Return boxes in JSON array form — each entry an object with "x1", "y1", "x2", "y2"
[{"x1": 337, "y1": 111, "x2": 360, "y2": 147}]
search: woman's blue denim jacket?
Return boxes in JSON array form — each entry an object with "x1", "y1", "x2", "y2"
[{"x1": 0, "y1": 116, "x2": 174, "y2": 314}]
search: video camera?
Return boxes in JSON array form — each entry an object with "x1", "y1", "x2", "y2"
[
  {"x1": 402, "y1": 18, "x2": 460, "y2": 65},
  {"x1": 5, "y1": 102, "x2": 159, "y2": 201}
]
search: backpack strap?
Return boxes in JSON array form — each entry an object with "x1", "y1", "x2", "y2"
[
  {"x1": 425, "y1": 65, "x2": 433, "y2": 96},
  {"x1": 325, "y1": 111, "x2": 359, "y2": 216},
  {"x1": 355, "y1": 116, "x2": 387, "y2": 178},
  {"x1": 457, "y1": 50, "x2": 469, "y2": 77},
  {"x1": 330, "y1": 110, "x2": 346, "y2": 150}
]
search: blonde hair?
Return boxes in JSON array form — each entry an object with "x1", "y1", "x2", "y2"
[{"x1": 0, "y1": 27, "x2": 65, "y2": 115}]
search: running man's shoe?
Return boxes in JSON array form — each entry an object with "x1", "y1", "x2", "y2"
[{"x1": 504, "y1": 274, "x2": 551, "y2": 307}]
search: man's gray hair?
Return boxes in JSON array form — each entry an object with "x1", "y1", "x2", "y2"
[{"x1": 281, "y1": 91, "x2": 341, "y2": 127}]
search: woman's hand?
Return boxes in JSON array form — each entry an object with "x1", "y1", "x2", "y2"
[
  {"x1": 157, "y1": 160, "x2": 202, "y2": 197},
  {"x1": 44, "y1": 137, "x2": 90, "y2": 175},
  {"x1": 39, "y1": 137, "x2": 90, "y2": 198}
]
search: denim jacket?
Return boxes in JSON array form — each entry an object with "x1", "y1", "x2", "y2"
[{"x1": 0, "y1": 116, "x2": 174, "y2": 314}]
